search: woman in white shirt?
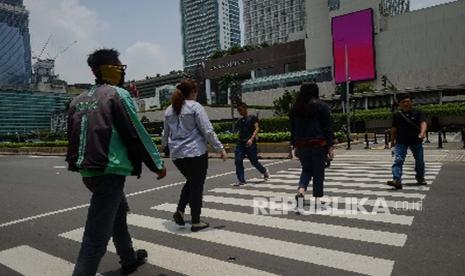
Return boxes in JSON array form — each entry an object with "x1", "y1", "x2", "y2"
[{"x1": 162, "y1": 79, "x2": 227, "y2": 232}]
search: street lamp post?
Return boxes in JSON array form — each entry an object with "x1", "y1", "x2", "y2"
[{"x1": 345, "y1": 44, "x2": 352, "y2": 150}]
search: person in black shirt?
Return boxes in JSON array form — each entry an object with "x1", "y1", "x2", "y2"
[
  {"x1": 387, "y1": 94, "x2": 427, "y2": 189},
  {"x1": 290, "y1": 83, "x2": 334, "y2": 208},
  {"x1": 233, "y1": 102, "x2": 269, "y2": 186}
]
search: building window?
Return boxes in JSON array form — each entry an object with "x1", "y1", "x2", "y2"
[{"x1": 328, "y1": 0, "x2": 340, "y2": 11}]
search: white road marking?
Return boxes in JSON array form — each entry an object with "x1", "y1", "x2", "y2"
[
  {"x1": 60, "y1": 228, "x2": 278, "y2": 276},
  {"x1": 0, "y1": 245, "x2": 74, "y2": 276},
  {"x1": 202, "y1": 195, "x2": 414, "y2": 225},
  {"x1": 124, "y1": 214, "x2": 395, "y2": 276},
  {"x1": 0, "y1": 160, "x2": 289, "y2": 229},
  {"x1": 246, "y1": 183, "x2": 426, "y2": 199},
  {"x1": 152, "y1": 203, "x2": 408, "y2": 247}
]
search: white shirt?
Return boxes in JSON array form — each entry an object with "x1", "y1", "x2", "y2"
[{"x1": 162, "y1": 101, "x2": 224, "y2": 160}]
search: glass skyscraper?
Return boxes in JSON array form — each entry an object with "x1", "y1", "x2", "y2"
[
  {"x1": 0, "y1": 89, "x2": 70, "y2": 134},
  {"x1": 181, "y1": 0, "x2": 241, "y2": 71},
  {"x1": 0, "y1": 0, "x2": 31, "y2": 86},
  {"x1": 243, "y1": 0, "x2": 305, "y2": 45}
]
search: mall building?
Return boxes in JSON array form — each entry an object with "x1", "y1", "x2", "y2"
[{"x1": 207, "y1": 0, "x2": 465, "y2": 108}]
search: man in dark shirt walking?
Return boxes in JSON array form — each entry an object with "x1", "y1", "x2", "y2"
[
  {"x1": 233, "y1": 102, "x2": 269, "y2": 186},
  {"x1": 388, "y1": 94, "x2": 427, "y2": 189}
]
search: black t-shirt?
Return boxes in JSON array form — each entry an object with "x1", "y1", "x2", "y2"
[
  {"x1": 392, "y1": 109, "x2": 426, "y2": 145},
  {"x1": 236, "y1": 115, "x2": 258, "y2": 143}
]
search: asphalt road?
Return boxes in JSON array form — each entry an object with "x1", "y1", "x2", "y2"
[{"x1": 0, "y1": 146, "x2": 464, "y2": 276}]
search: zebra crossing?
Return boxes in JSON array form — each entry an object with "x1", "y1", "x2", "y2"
[{"x1": 0, "y1": 152, "x2": 445, "y2": 276}]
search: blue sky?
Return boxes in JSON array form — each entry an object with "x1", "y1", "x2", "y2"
[{"x1": 23, "y1": 0, "x2": 457, "y2": 84}]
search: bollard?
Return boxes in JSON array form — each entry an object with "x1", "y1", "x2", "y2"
[
  {"x1": 384, "y1": 129, "x2": 389, "y2": 149},
  {"x1": 346, "y1": 132, "x2": 351, "y2": 150},
  {"x1": 462, "y1": 129, "x2": 465, "y2": 149},
  {"x1": 364, "y1": 133, "x2": 370, "y2": 149},
  {"x1": 442, "y1": 129, "x2": 448, "y2": 143},
  {"x1": 425, "y1": 131, "x2": 430, "y2": 143},
  {"x1": 437, "y1": 131, "x2": 443, "y2": 149},
  {"x1": 373, "y1": 132, "x2": 378, "y2": 144}
]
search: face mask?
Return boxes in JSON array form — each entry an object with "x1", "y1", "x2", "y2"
[{"x1": 99, "y1": 64, "x2": 126, "y2": 86}]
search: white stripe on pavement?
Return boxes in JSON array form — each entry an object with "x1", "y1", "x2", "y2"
[
  {"x1": 151, "y1": 203, "x2": 408, "y2": 247},
  {"x1": 202, "y1": 195, "x2": 414, "y2": 225},
  {"x1": 210, "y1": 188, "x2": 417, "y2": 224},
  {"x1": 0, "y1": 245, "x2": 74, "y2": 276},
  {"x1": 125, "y1": 214, "x2": 395, "y2": 276},
  {"x1": 264, "y1": 177, "x2": 431, "y2": 191},
  {"x1": 247, "y1": 183, "x2": 426, "y2": 199},
  {"x1": 0, "y1": 159, "x2": 290, "y2": 229},
  {"x1": 268, "y1": 176, "x2": 435, "y2": 185},
  {"x1": 60, "y1": 229, "x2": 278, "y2": 276}
]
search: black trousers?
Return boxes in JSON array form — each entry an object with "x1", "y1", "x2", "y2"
[{"x1": 173, "y1": 153, "x2": 208, "y2": 224}]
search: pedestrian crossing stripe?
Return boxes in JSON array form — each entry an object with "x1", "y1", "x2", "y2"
[
  {"x1": 0, "y1": 245, "x2": 74, "y2": 276},
  {"x1": 245, "y1": 183, "x2": 427, "y2": 199},
  {"x1": 151, "y1": 203, "x2": 408, "y2": 247},
  {"x1": 250, "y1": 178, "x2": 430, "y2": 191},
  {"x1": 209, "y1": 188, "x2": 419, "y2": 220},
  {"x1": 60, "y1": 229, "x2": 278, "y2": 276},
  {"x1": 275, "y1": 172, "x2": 439, "y2": 178},
  {"x1": 122, "y1": 214, "x2": 395, "y2": 276},
  {"x1": 267, "y1": 175, "x2": 435, "y2": 185},
  {"x1": 202, "y1": 195, "x2": 414, "y2": 225}
]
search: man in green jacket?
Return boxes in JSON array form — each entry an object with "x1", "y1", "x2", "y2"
[{"x1": 66, "y1": 48, "x2": 166, "y2": 275}]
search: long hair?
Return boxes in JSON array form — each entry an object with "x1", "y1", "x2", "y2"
[
  {"x1": 171, "y1": 79, "x2": 197, "y2": 115},
  {"x1": 291, "y1": 83, "x2": 321, "y2": 118}
]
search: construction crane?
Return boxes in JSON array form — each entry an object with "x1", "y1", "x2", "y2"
[
  {"x1": 53, "y1": 40, "x2": 78, "y2": 60},
  {"x1": 32, "y1": 34, "x2": 52, "y2": 60}
]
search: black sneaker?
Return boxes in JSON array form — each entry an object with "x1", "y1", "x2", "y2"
[
  {"x1": 121, "y1": 249, "x2": 148, "y2": 275},
  {"x1": 173, "y1": 211, "x2": 185, "y2": 226},
  {"x1": 233, "y1": 182, "x2": 246, "y2": 186},
  {"x1": 416, "y1": 177, "x2": 427, "y2": 185},
  {"x1": 386, "y1": 179, "x2": 402, "y2": 190},
  {"x1": 191, "y1": 221, "x2": 209, "y2": 232}
]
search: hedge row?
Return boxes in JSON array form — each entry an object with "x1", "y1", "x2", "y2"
[{"x1": 213, "y1": 103, "x2": 465, "y2": 133}]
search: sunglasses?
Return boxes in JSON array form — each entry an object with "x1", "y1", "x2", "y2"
[{"x1": 101, "y1": 64, "x2": 127, "y2": 71}]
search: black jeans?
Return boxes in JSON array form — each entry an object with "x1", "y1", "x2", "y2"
[
  {"x1": 73, "y1": 174, "x2": 136, "y2": 276},
  {"x1": 173, "y1": 153, "x2": 208, "y2": 224}
]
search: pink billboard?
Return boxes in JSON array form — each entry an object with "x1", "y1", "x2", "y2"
[{"x1": 332, "y1": 9, "x2": 376, "y2": 84}]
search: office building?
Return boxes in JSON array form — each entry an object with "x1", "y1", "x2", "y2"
[
  {"x1": 0, "y1": 0, "x2": 32, "y2": 86},
  {"x1": 243, "y1": 0, "x2": 305, "y2": 45},
  {"x1": 181, "y1": 0, "x2": 241, "y2": 71}
]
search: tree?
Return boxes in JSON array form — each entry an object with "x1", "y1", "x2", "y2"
[
  {"x1": 210, "y1": 49, "x2": 226, "y2": 59},
  {"x1": 219, "y1": 73, "x2": 241, "y2": 131},
  {"x1": 227, "y1": 45, "x2": 243, "y2": 55},
  {"x1": 272, "y1": 90, "x2": 298, "y2": 116}
]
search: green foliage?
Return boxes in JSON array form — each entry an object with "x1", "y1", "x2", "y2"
[
  {"x1": 210, "y1": 49, "x2": 226, "y2": 59},
  {"x1": 217, "y1": 132, "x2": 290, "y2": 143},
  {"x1": 272, "y1": 90, "x2": 298, "y2": 116},
  {"x1": 354, "y1": 83, "x2": 375, "y2": 93},
  {"x1": 227, "y1": 45, "x2": 244, "y2": 55},
  {"x1": 259, "y1": 117, "x2": 291, "y2": 132},
  {"x1": 0, "y1": 141, "x2": 68, "y2": 148}
]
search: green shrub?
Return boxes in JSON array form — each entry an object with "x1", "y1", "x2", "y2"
[{"x1": 0, "y1": 141, "x2": 68, "y2": 148}]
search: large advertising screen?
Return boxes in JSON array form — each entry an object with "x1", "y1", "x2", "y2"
[{"x1": 332, "y1": 9, "x2": 376, "y2": 84}]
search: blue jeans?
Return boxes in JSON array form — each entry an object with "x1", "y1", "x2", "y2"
[
  {"x1": 392, "y1": 143, "x2": 425, "y2": 181},
  {"x1": 73, "y1": 174, "x2": 137, "y2": 276},
  {"x1": 235, "y1": 142, "x2": 266, "y2": 183},
  {"x1": 297, "y1": 147, "x2": 326, "y2": 197}
]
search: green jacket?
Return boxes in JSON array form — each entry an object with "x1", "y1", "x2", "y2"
[{"x1": 66, "y1": 84, "x2": 164, "y2": 177}]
